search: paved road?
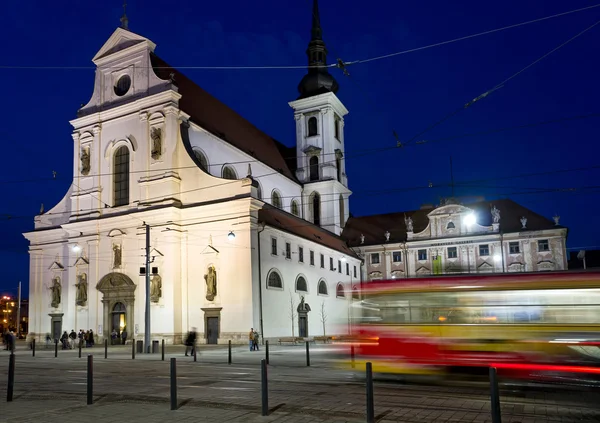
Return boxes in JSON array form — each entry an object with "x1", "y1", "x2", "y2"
[{"x1": 0, "y1": 342, "x2": 599, "y2": 422}]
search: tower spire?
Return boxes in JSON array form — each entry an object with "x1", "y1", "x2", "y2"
[
  {"x1": 297, "y1": 0, "x2": 339, "y2": 99},
  {"x1": 120, "y1": 0, "x2": 129, "y2": 30}
]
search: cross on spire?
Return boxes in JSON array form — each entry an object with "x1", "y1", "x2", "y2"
[{"x1": 120, "y1": 0, "x2": 129, "y2": 30}]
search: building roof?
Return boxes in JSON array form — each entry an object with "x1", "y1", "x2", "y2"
[
  {"x1": 150, "y1": 54, "x2": 297, "y2": 181},
  {"x1": 258, "y1": 204, "x2": 359, "y2": 259},
  {"x1": 342, "y1": 198, "x2": 562, "y2": 247}
]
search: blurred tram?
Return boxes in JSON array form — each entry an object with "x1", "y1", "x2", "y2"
[{"x1": 342, "y1": 271, "x2": 600, "y2": 384}]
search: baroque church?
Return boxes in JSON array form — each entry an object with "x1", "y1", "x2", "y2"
[{"x1": 24, "y1": 1, "x2": 361, "y2": 344}]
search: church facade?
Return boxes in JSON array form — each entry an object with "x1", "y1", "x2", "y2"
[{"x1": 23, "y1": 3, "x2": 361, "y2": 344}]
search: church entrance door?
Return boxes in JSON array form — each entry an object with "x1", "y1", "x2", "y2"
[
  {"x1": 111, "y1": 302, "x2": 126, "y2": 336},
  {"x1": 207, "y1": 317, "x2": 219, "y2": 344}
]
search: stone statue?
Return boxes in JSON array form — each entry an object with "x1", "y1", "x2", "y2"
[
  {"x1": 553, "y1": 214, "x2": 560, "y2": 226},
  {"x1": 151, "y1": 127, "x2": 162, "y2": 160},
  {"x1": 112, "y1": 244, "x2": 122, "y2": 268},
  {"x1": 204, "y1": 266, "x2": 217, "y2": 301},
  {"x1": 81, "y1": 147, "x2": 90, "y2": 176},
  {"x1": 150, "y1": 274, "x2": 162, "y2": 303},
  {"x1": 297, "y1": 296, "x2": 311, "y2": 313},
  {"x1": 360, "y1": 234, "x2": 365, "y2": 245},
  {"x1": 50, "y1": 277, "x2": 61, "y2": 308},
  {"x1": 385, "y1": 231, "x2": 390, "y2": 242},
  {"x1": 75, "y1": 273, "x2": 88, "y2": 306},
  {"x1": 520, "y1": 216, "x2": 528, "y2": 229},
  {"x1": 405, "y1": 215, "x2": 414, "y2": 232},
  {"x1": 491, "y1": 205, "x2": 501, "y2": 224}
]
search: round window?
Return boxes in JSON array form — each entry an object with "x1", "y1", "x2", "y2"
[{"x1": 114, "y1": 75, "x2": 131, "y2": 96}]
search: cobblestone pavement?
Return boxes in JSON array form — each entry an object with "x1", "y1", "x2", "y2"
[{"x1": 0, "y1": 342, "x2": 599, "y2": 422}]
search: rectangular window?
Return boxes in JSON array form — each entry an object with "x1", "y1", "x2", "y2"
[
  {"x1": 310, "y1": 250, "x2": 315, "y2": 266},
  {"x1": 113, "y1": 146, "x2": 130, "y2": 207},
  {"x1": 392, "y1": 251, "x2": 402, "y2": 263},
  {"x1": 509, "y1": 242, "x2": 520, "y2": 254},
  {"x1": 538, "y1": 239, "x2": 550, "y2": 252},
  {"x1": 285, "y1": 242, "x2": 291, "y2": 259},
  {"x1": 338, "y1": 260, "x2": 342, "y2": 273},
  {"x1": 479, "y1": 244, "x2": 490, "y2": 256},
  {"x1": 271, "y1": 238, "x2": 277, "y2": 256},
  {"x1": 346, "y1": 262, "x2": 350, "y2": 275},
  {"x1": 371, "y1": 253, "x2": 380, "y2": 264},
  {"x1": 334, "y1": 115, "x2": 341, "y2": 140},
  {"x1": 354, "y1": 266, "x2": 357, "y2": 278},
  {"x1": 298, "y1": 246, "x2": 304, "y2": 262},
  {"x1": 330, "y1": 257, "x2": 334, "y2": 271},
  {"x1": 320, "y1": 254, "x2": 324, "y2": 268},
  {"x1": 447, "y1": 247, "x2": 457, "y2": 259},
  {"x1": 418, "y1": 249, "x2": 427, "y2": 261}
]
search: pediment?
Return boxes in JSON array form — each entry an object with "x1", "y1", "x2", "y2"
[
  {"x1": 93, "y1": 28, "x2": 156, "y2": 62},
  {"x1": 108, "y1": 228, "x2": 127, "y2": 237},
  {"x1": 74, "y1": 257, "x2": 89, "y2": 267},
  {"x1": 415, "y1": 266, "x2": 430, "y2": 275},
  {"x1": 49, "y1": 261, "x2": 64, "y2": 271},
  {"x1": 478, "y1": 261, "x2": 493, "y2": 269},
  {"x1": 428, "y1": 204, "x2": 472, "y2": 217},
  {"x1": 303, "y1": 145, "x2": 322, "y2": 155},
  {"x1": 96, "y1": 272, "x2": 136, "y2": 292}
]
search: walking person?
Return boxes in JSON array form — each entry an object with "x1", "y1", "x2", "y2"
[
  {"x1": 249, "y1": 328, "x2": 255, "y2": 351},
  {"x1": 184, "y1": 327, "x2": 197, "y2": 357},
  {"x1": 253, "y1": 329, "x2": 260, "y2": 351}
]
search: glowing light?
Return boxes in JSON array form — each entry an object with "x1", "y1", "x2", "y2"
[
  {"x1": 463, "y1": 213, "x2": 476, "y2": 226},
  {"x1": 493, "y1": 254, "x2": 502, "y2": 262},
  {"x1": 72, "y1": 244, "x2": 82, "y2": 253},
  {"x1": 227, "y1": 231, "x2": 236, "y2": 241}
]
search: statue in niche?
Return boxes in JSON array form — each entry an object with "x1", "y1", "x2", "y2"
[
  {"x1": 405, "y1": 215, "x2": 414, "y2": 232},
  {"x1": 491, "y1": 205, "x2": 501, "y2": 224},
  {"x1": 81, "y1": 147, "x2": 90, "y2": 176},
  {"x1": 297, "y1": 296, "x2": 311, "y2": 313},
  {"x1": 150, "y1": 274, "x2": 162, "y2": 303},
  {"x1": 520, "y1": 216, "x2": 528, "y2": 229},
  {"x1": 204, "y1": 266, "x2": 217, "y2": 301},
  {"x1": 112, "y1": 244, "x2": 122, "y2": 268},
  {"x1": 151, "y1": 127, "x2": 162, "y2": 160},
  {"x1": 75, "y1": 273, "x2": 88, "y2": 306},
  {"x1": 50, "y1": 277, "x2": 61, "y2": 308}
]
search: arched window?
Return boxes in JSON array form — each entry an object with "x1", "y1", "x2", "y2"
[
  {"x1": 311, "y1": 192, "x2": 321, "y2": 226},
  {"x1": 318, "y1": 280, "x2": 328, "y2": 295},
  {"x1": 308, "y1": 116, "x2": 318, "y2": 136},
  {"x1": 113, "y1": 146, "x2": 130, "y2": 207},
  {"x1": 267, "y1": 270, "x2": 283, "y2": 289},
  {"x1": 291, "y1": 200, "x2": 300, "y2": 217},
  {"x1": 222, "y1": 165, "x2": 237, "y2": 180},
  {"x1": 336, "y1": 156, "x2": 342, "y2": 183},
  {"x1": 193, "y1": 149, "x2": 209, "y2": 172},
  {"x1": 352, "y1": 287, "x2": 359, "y2": 300},
  {"x1": 272, "y1": 190, "x2": 282, "y2": 208},
  {"x1": 296, "y1": 276, "x2": 308, "y2": 292},
  {"x1": 447, "y1": 222, "x2": 455, "y2": 229},
  {"x1": 336, "y1": 283, "x2": 345, "y2": 298},
  {"x1": 113, "y1": 302, "x2": 126, "y2": 313},
  {"x1": 309, "y1": 156, "x2": 319, "y2": 181},
  {"x1": 339, "y1": 195, "x2": 345, "y2": 228}
]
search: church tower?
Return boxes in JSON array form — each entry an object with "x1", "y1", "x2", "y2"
[{"x1": 289, "y1": 0, "x2": 351, "y2": 236}]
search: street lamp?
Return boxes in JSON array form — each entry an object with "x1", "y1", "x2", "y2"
[
  {"x1": 463, "y1": 213, "x2": 476, "y2": 227},
  {"x1": 228, "y1": 231, "x2": 236, "y2": 241}
]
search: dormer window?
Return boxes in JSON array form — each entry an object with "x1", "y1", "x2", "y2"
[
  {"x1": 447, "y1": 221, "x2": 455, "y2": 229},
  {"x1": 308, "y1": 116, "x2": 318, "y2": 137}
]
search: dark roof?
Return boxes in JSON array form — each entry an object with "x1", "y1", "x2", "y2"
[
  {"x1": 150, "y1": 53, "x2": 297, "y2": 181},
  {"x1": 341, "y1": 198, "x2": 562, "y2": 247},
  {"x1": 258, "y1": 204, "x2": 358, "y2": 259}
]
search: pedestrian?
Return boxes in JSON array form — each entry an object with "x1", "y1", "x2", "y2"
[
  {"x1": 69, "y1": 329, "x2": 77, "y2": 349},
  {"x1": 121, "y1": 327, "x2": 127, "y2": 345},
  {"x1": 253, "y1": 329, "x2": 259, "y2": 351},
  {"x1": 249, "y1": 328, "x2": 255, "y2": 351},
  {"x1": 184, "y1": 327, "x2": 197, "y2": 357}
]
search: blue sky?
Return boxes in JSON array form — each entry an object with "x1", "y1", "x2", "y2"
[{"x1": 1, "y1": 0, "x2": 600, "y2": 297}]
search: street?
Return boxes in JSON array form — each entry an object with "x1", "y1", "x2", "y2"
[{"x1": 0, "y1": 341, "x2": 599, "y2": 422}]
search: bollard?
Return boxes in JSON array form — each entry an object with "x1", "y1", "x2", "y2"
[
  {"x1": 104, "y1": 339, "x2": 108, "y2": 359},
  {"x1": 193, "y1": 345, "x2": 197, "y2": 362},
  {"x1": 7, "y1": 353, "x2": 15, "y2": 402},
  {"x1": 265, "y1": 340, "x2": 269, "y2": 365},
  {"x1": 350, "y1": 344, "x2": 355, "y2": 368},
  {"x1": 489, "y1": 367, "x2": 502, "y2": 423},
  {"x1": 366, "y1": 362, "x2": 375, "y2": 423},
  {"x1": 228, "y1": 340, "x2": 232, "y2": 365},
  {"x1": 32, "y1": 339, "x2": 35, "y2": 357},
  {"x1": 261, "y1": 358, "x2": 268, "y2": 416},
  {"x1": 132, "y1": 339, "x2": 135, "y2": 360},
  {"x1": 55, "y1": 339, "x2": 58, "y2": 358},
  {"x1": 87, "y1": 355, "x2": 93, "y2": 405},
  {"x1": 170, "y1": 358, "x2": 178, "y2": 410},
  {"x1": 79, "y1": 339, "x2": 82, "y2": 358},
  {"x1": 306, "y1": 341, "x2": 310, "y2": 367},
  {"x1": 162, "y1": 339, "x2": 165, "y2": 361}
]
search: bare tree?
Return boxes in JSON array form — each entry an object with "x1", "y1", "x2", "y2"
[
  {"x1": 289, "y1": 290, "x2": 297, "y2": 337},
  {"x1": 320, "y1": 300, "x2": 328, "y2": 336}
]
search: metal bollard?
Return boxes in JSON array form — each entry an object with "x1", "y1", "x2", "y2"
[
  {"x1": 306, "y1": 341, "x2": 310, "y2": 367},
  {"x1": 79, "y1": 338, "x2": 82, "y2": 358},
  {"x1": 489, "y1": 367, "x2": 502, "y2": 423},
  {"x1": 104, "y1": 339, "x2": 108, "y2": 359},
  {"x1": 350, "y1": 344, "x2": 355, "y2": 368},
  {"x1": 170, "y1": 358, "x2": 178, "y2": 410},
  {"x1": 132, "y1": 339, "x2": 135, "y2": 360},
  {"x1": 162, "y1": 339, "x2": 165, "y2": 361},
  {"x1": 265, "y1": 340, "x2": 269, "y2": 365},
  {"x1": 87, "y1": 355, "x2": 93, "y2": 405},
  {"x1": 7, "y1": 353, "x2": 15, "y2": 402},
  {"x1": 32, "y1": 339, "x2": 35, "y2": 357},
  {"x1": 228, "y1": 340, "x2": 232, "y2": 365},
  {"x1": 261, "y1": 358, "x2": 268, "y2": 416},
  {"x1": 55, "y1": 339, "x2": 58, "y2": 358},
  {"x1": 366, "y1": 362, "x2": 375, "y2": 423},
  {"x1": 193, "y1": 344, "x2": 197, "y2": 362}
]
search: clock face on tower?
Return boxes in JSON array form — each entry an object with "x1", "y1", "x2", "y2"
[{"x1": 114, "y1": 74, "x2": 131, "y2": 96}]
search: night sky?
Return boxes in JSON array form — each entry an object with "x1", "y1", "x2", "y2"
[{"x1": 1, "y1": 1, "x2": 599, "y2": 298}]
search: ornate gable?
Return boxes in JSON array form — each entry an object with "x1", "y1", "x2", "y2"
[
  {"x1": 96, "y1": 272, "x2": 136, "y2": 293},
  {"x1": 92, "y1": 28, "x2": 156, "y2": 63}
]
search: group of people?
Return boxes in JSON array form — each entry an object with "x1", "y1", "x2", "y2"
[
  {"x1": 2, "y1": 329, "x2": 16, "y2": 352},
  {"x1": 248, "y1": 328, "x2": 260, "y2": 351},
  {"x1": 57, "y1": 329, "x2": 95, "y2": 349},
  {"x1": 110, "y1": 328, "x2": 127, "y2": 345}
]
